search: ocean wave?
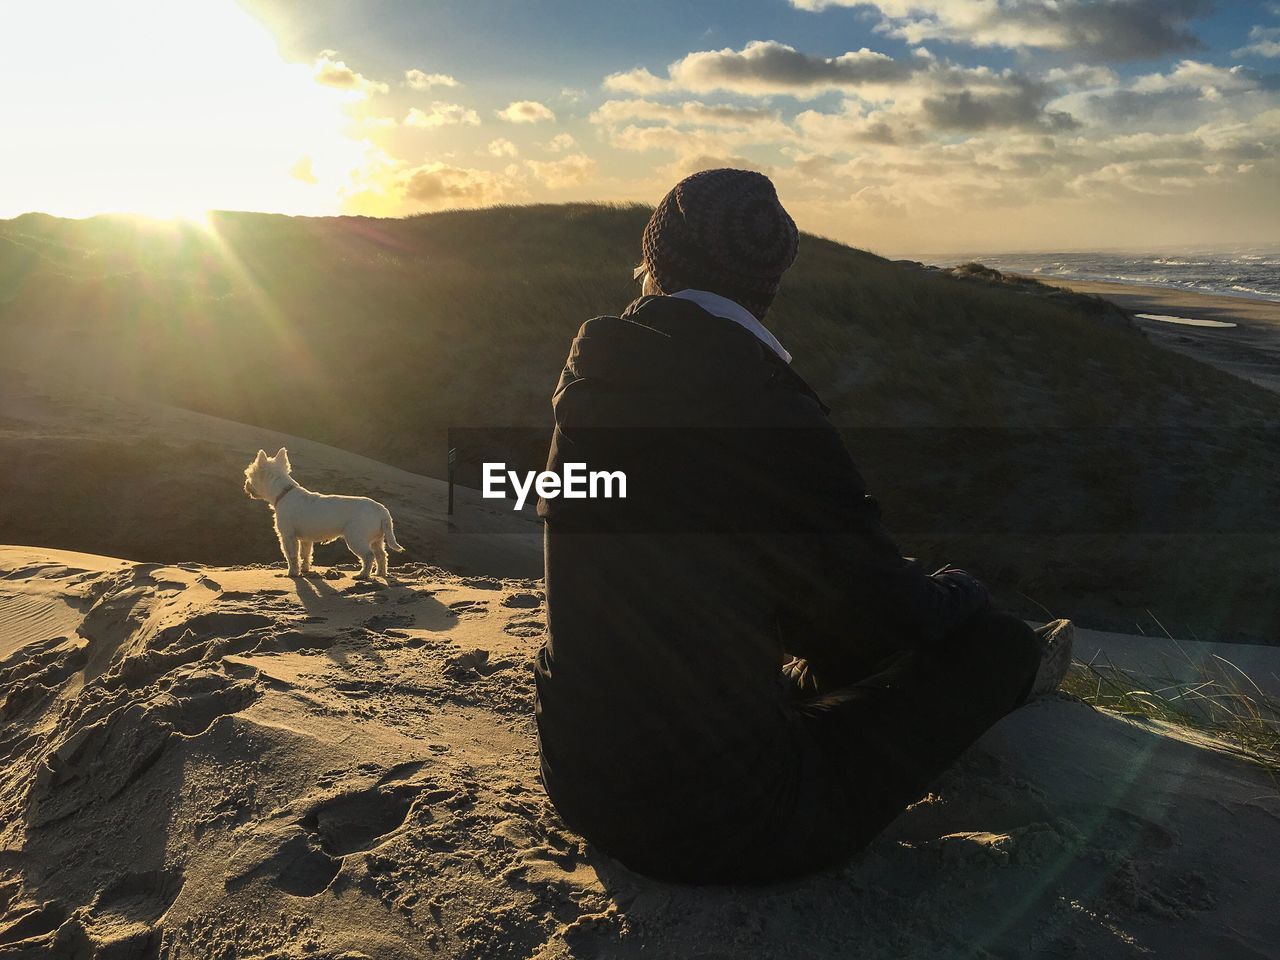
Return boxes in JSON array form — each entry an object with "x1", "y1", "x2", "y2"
[
  {"x1": 1228, "y1": 284, "x2": 1278, "y2": 300},
  {"x1": 936, "y1": 250, "x2": 1280, "y2": 303}
]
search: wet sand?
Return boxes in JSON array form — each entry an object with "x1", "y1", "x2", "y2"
[{"x1": 1029, "y1": 278, "x2": 1280, "y2": 394}]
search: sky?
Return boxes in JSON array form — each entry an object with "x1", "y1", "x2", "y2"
[{"x1": 2, "y1": 0, "x2": 1279, "y2": 254}]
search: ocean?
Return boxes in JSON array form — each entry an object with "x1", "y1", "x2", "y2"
[{"x1": 926, "y1": 248, "x2": 1280, "y2": 303}]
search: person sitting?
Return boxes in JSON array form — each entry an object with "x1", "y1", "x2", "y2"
[{"x1": 534, "y1": 168, "x2": 1072, "y2": 884}]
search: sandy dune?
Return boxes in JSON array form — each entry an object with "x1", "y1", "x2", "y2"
[
  {"x1": 1, "y1": 545, "x2": 1277, "y2": 959},
  {"x1": 0, "y1": 373, "x2": 541, "y2": 578}
]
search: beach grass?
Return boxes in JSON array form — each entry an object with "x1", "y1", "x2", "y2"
[{"x1": 1062, "y1": 649, "x2": 1280, "y2": 773}]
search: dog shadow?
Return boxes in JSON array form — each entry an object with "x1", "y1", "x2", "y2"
[
  {"x1": 288, "y1": 569, "x2": 396, "y2": 605},
  {"x1": 286, "y1": 573, "x2": 390, "y2": 670}
]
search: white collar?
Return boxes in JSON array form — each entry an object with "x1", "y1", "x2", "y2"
[{"x1": 669, "y1": 289, "x2": 792, "y2": 365}]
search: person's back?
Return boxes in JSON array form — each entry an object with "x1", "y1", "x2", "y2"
[
  {"x1": 534, "y1": 169, "x2": 1060, "y2": 885},
  {"x1": 535, "y1": 292, "x2": 836, "y2": 880}
]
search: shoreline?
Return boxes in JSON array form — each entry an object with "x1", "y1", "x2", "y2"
[
  {"x1": 1029, "y1": 276, "x2": 1280, "y2": 324},
  {"x1": 1021, "y1": 276, "x2": 1280, "y2": 394}
]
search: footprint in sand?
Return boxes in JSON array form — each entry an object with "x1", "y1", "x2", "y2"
[
  {"x1": 167, "y1": 670, "x2": 261, "y2": 737},
  {"x1": 304, "y1": 784, "x2": 417, "y2": 857},
  {"x1": 93, "y1": 867, "x2": 184, "y2": 928},
  {"x1": 443, "y1": 648, "x2": 491, "y2": 680},
  {"x1": 225, "y1": 774, "x2": 424, "y2": 897},
  {"x1": 365, "y1": 612, "x2": 415, "y2": 632},
  {"x1": 447, "y1": 599, "x2": 489, "y2": 619},
  {"x1": 224, "y1": 821, "x2": 341, "y2": 898},
  {"x1": 504, "y1": 618, "x2": 546, "y2": 638},
  {"x1": 458, "y1": 576, "x2": 503, "y2": 590},
  {"x1": 501, "y1": 592, "x2": 543, "y2": 610}
]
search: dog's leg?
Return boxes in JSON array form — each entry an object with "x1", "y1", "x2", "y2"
[
  {"x1": 355, "y1": 548, "x2": 374, "y2": 579},
  {"x1": 280, "y1": 534, "x2": 302, "y2": 577},
  {"x1": 346, "y1": 537, "x2": 374, "y2": 579},
  {"x1": 300, "y1": 541, "x2": 314, "y2": 575},
  {"x1": 373, "y1": 539, "x2": 388, "y2": 578}
]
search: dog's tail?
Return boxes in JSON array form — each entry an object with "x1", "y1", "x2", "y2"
[{"x1": 381, "y1": 509, "x2": 405, "y2": 552}]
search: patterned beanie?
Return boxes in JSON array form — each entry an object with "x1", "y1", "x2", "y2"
[{"x1": 641, "y1": 168, "x2": 798, "y2": 320}]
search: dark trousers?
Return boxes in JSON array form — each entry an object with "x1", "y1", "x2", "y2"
[
  {"x1": 754, "y1": 610, "x2": 1041, "y2": 882},
  {"x1": 547, "y1": 611, "x2": 1041, "y2": 886}
]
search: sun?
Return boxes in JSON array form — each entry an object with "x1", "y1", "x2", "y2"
[{"x1": 0, "y1": 0, "x2": 368, "y2": 219}]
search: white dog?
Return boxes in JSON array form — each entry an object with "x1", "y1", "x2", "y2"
[{"x1": 243, "y1": 447, "x2": 403, "y2": 579}]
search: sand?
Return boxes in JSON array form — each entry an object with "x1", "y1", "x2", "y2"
[
  {"x1": 1028, "y1": 278, "x2": 1280, "y2": 395},
  {"x1": 1, "y1": 545, "x2": 1278, "y2": 959}
]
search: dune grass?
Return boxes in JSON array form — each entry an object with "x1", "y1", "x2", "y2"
[{"x1": 1062, "y1": 640, "x2": 1280, "y2": 772}]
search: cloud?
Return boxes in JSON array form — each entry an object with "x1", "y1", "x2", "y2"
[
  {"x1": 790, "y1": 0, "x2": 1213, "y2": 61},
  {"x1": 1234, "y1": 25, "x2": 1280, "y2": 58},
  {"x1": 801, "y1": 106, "x2": 1279, "y2": 216},
  {"x1": 598, "y1": 121, "x2": 776, "y2": 161},
  {"x1": 404, "y1": 103, "x2": 481, "y2": 127},
  {"x1": 793, "y1": 104, "x2": 920, "y2": 145},
  {"x1": 488, "y1": 138, "x2": 519, "y2": 157},
  {"x1": 605, "y1": 41, "x2": 911, "y2": 97},
  {"x1": 312, "y1": 53, "x2": 388, "y2": 97},
  {"x1": 1080, "y1": 60, "x2": 1274, "y2": 122},
  {"x1": 544, "y1": 133, "x2": 577, "y2": 152},
  {"x1": 602, "y1": 67, "x2": 674, "y2": 95},
  {"x1": 1131, "y1": 60, "x2": 1261, "y2": 94},
  {"x1": 589, "y1": 99, "x2": 798, "y2": 162},
  {"x1": 1043, "y1": 65, "x2": 1120, "y2": 88},
  {"x1": 847, "y1": 184, "x2": 908, "y2": 218},
  {"x1": 577, "y1": 25, "x2": 1267, "y2": 248},
  {"x1": 1066, "y1": 157, "x2": 1219, "y2": 195},
  {"x1": 591, "y1": 98, "x2": 785, "y2": 129},
  {"x1": 400, "y1": 161, "x2": 512, "y2": 207},
  {"x1": 594, "y1": 60, "x2": 1088, "y2": 166},
  {"x1": 497, "y1": 100, "x2": 556, "y2": 123},
  {"x1": 405, "y1": 69, "x2": 459, "y2": 89},
  {"x1": 660, "y1": 153, "x2": 771, "y2": 181},
  {"x1": 596, "y1": 42, "x2": 1081, "y2": 134},
  {"x1": 525, "y1": 152, "x2": 598, "y2": 188},
  {"x1": 922, "y1": 77, "x2": 1079, "y2": 131}
]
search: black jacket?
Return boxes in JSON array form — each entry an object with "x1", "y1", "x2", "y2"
[{"x1": 534, "y1": 294, "x2": 987, "y2": 877}]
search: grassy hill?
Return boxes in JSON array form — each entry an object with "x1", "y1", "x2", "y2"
[{"x1": 2, "y1": 204, "x2": 1278, "y2": 641}]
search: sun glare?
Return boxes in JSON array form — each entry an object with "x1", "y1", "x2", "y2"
[{"x1": 1, "y1": 0, "x2": 367, "y2": 219}]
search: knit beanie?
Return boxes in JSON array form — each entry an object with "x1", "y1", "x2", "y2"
[{"x1": 641, "y1": 168, "x2": 798, "y2": 320}]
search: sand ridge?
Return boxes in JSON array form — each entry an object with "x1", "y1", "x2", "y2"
[{"x1": 1, "y1": 546, "x2": 1278, "y2": 958}]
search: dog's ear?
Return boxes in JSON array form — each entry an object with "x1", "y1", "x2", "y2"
[
  {"x1": 255, "y1": 449, "x2": 268, "y2": 464},
  {"x1": 275, "y1": 447, "x2": 290, "y2": 471}
]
